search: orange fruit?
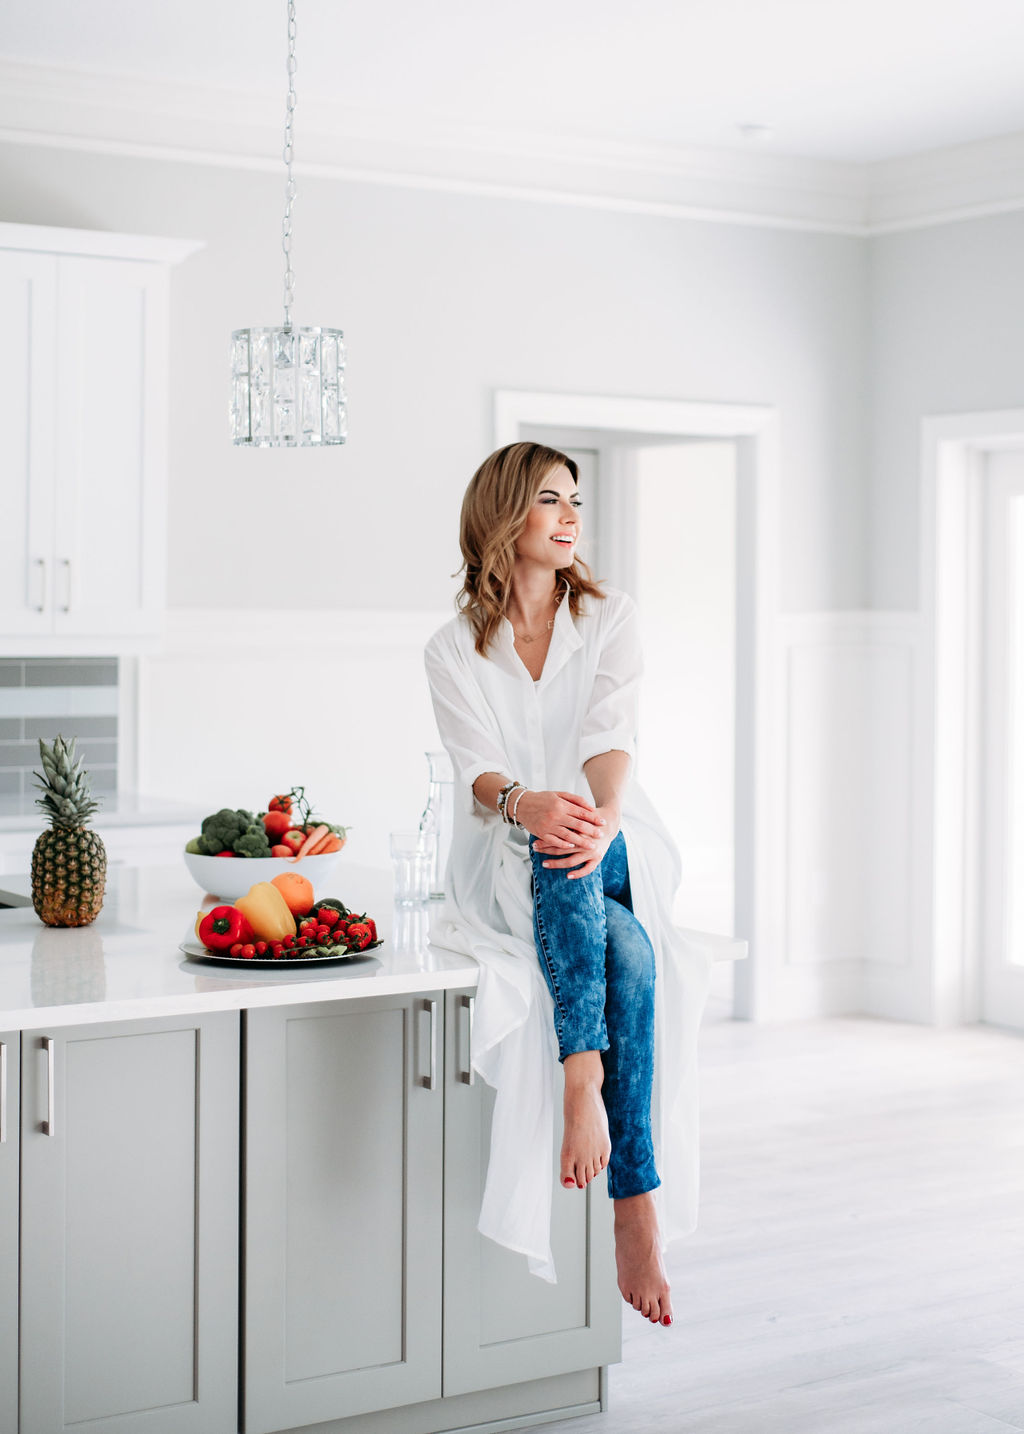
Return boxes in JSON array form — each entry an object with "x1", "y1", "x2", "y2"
[{"x1": 271, "y1": 871, "x2": 314, "y2": 916}]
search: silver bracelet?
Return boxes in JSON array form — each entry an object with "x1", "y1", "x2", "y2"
[
  {"x1": 502, "y1": 783, "x2": 526, "y2": 825},
  {"x1": 508, "y1": 786, "x2": 528, "y2": 830},
  {"x1": 496, "y1": 778, "x2": 521, "y2": 822}
]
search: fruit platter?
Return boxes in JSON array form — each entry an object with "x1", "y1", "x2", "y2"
[
  {"x1": 184, "y1": 787, "x2": 349, "y2": 900},
  {"x1": 182, "y1": 871, "x2": 382, "y2": 968}
]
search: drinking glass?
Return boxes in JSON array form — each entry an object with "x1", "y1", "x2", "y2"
[{"x1": 389, "y1": 830, "x2": 436, "y2": 906}]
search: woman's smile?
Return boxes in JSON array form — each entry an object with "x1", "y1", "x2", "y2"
[{"x1": 515, "y1": 464, "x2": 582, "y2": 570}]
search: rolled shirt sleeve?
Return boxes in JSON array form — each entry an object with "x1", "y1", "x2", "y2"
[
  {"x1": 578, "y1": 593, "x2": 642, "y2": 769},
  {"x1": 425, "y1": 635, "x2": 513, "y2": 814}
]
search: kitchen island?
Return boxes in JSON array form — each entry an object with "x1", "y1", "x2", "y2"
[{"x1": 0, "y1": 863, "x2": 620, "y2": 1434}]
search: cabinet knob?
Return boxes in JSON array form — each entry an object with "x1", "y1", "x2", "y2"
[{"x1": 60, "y1": 558, "x2": 72, "y2": 614}]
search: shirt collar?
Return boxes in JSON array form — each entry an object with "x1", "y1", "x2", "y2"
[{"x1": 497, "y1": 581, "x2": 583, "y2": 685}]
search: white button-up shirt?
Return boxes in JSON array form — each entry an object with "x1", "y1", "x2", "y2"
[{"x1": 425, "y1": 587, "x2": 713, "y2": 1281}]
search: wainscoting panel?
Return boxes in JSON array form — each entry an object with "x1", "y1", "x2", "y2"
[
  {"x1": 775, "y1": 614, "x2": 919, "y2": 1018},
  {"x1": 132, "y1": 606, "x2": 925, "y2": 1022}
]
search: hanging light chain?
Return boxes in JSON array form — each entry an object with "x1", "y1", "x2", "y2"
[{"x1": 281, "y1": 0, "x2": 298, "y2": 328}]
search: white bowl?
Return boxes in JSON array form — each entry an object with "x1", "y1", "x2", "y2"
[{"x1": 184, "y1": 849, "x2": 346, "y2": 902}]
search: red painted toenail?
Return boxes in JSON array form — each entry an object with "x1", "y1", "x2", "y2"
[{"x1": 662, "y1": 1315, "x2": 672, "y2": 1326}]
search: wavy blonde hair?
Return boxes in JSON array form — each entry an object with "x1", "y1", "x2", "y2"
[{"x1": 457, "y1": 441, "x2": 604, "y2": 656}]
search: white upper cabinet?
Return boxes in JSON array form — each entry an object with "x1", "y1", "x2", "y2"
[{"x1": 0, "y1": 224, "x2": 202, "y2": 654}]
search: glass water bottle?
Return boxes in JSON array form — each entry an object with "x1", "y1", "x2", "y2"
[{"x1": 419, "y1": 750, "x2": 454, "y2": 900}]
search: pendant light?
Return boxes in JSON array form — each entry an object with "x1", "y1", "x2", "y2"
[{"x1": 230, "y1": 0, "x2": 346, "y2": 447}]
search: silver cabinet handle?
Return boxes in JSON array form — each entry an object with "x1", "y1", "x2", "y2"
[
  {"x1": 33, "y1": 557, "x2": 46, "y2": 612},
  {"x1": 419, "y1": 998, "x2": 438, "y2": 1090},
  {"x1": 0, "y1": 1042, "x2": 7, "y2": 1144},
  {"x1": 42, "y1": 1036, "x2": 55, "y2": 1136},
  {"x1": 60, "y1": 558, "x2": 72, "y2": 613},
  {"x1": 459, "y1": 994, "x2": 475, "y2": 1086}
]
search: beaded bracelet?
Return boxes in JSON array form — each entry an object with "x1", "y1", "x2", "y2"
[
  {"x1": 496, "y1": 778, "x2": 522, "y2": 823},
  {"x1": 499, "y1": 784, "x2": 526, "y2": 824}
]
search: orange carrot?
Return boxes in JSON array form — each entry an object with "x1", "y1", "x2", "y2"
[
  {"x1": 306, "y1": 829, "x2": 335, "y2": 856},
  {"x1": 295, "y1": 823, "x2": 329, "y2": 859},
  {"x1": 318, "y1": 834, "x2": 343, "y2": 853}
]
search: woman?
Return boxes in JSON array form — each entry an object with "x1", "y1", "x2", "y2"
[{"x1": 424, "y1": 442, "x2": 712, "y2": 1328}]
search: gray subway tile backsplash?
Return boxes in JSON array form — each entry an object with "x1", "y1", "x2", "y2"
[
  {"x1": 24, "y1": 659, "x2": 119, "y2": 688},
  {"x1": 0, "y1": 659, "x2": 119, "y2": 797},
  {"x1": 24, "y1": 715, "x2": 118, "y2": 740}
]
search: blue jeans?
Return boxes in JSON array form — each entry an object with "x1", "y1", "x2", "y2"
[{"x1": 530, "y1": 831, "x2": 659, "y2": 1200}]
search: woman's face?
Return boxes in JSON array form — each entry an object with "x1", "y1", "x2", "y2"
[{"x1": 514, "y1": 465, "x2": 581, "y2": 573}]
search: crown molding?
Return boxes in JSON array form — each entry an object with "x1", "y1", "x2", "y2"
[
  {"x1": 0, "y1": 218, "x2": 202, "y2": 263},
  {"x1": 2, "y1": 59, "x2": 1024, "y2": 237}
]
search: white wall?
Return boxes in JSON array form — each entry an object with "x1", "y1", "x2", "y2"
[
  {"x1": 868, "y1": 209, "x2": 1024, "y2": 610},
  {"x1": 0, "y1": 139, "x2": 869, "y2": 615}
]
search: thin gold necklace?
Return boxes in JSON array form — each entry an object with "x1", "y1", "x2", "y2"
[{"x1": 512, "y1": 589, "x2": 563, "y2": 644}]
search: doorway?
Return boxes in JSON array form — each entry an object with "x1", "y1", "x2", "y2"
[
  {"x1": 497, "y1": 391, "x2": 779, "y2": 1020},
  {"x1": 923, "y1": 410, "x2": 1024, "y2": 1031},
  {"x1": 981, "y1": 448, "x2": 1024, "y2": 1030}
]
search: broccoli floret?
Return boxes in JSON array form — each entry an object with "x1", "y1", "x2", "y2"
[
  {"x1": 197, "y1": 808, "x2": 251, "y2": 855},
  {"x1": 185, "y1": 837, "x2": 203, "y2": 854},
  {"x1": 233, "y1": 822, "x2": 272, "y2": 858}
]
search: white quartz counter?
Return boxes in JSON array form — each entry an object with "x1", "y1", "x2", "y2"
[{"x1": 0, "y1": 862, "x2": 478, "y2": 1030}]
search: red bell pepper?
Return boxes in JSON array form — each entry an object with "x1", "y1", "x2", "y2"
[{"x1": 198, "y1": 905, "x2": 255, "y2": 951}]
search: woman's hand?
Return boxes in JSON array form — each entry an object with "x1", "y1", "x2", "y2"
[
  {"x1": 533, "y1": 802, "x2": 621, "y2": 880},
  {"x1": 515, "y1": 789, "x2": 605, "y2": 853}
]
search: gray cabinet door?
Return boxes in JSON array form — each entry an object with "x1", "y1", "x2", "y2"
[
  {"x1": 442, "y1": 989, "x2": 621, "y2": 1396},
  {"x1": 0, "y1": 1032, "x2": 18, "y2": 1434},
  {"x1": 19, "y1": 1012, "x2": 239, "y2": 1434},
  {"x1": 243, "y1": 993, "x2": 444, "y2": 1433}
]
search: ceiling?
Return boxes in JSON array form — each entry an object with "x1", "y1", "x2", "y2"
[{"x1": 3, "y1": 0, "x2": 1024, "y2": 166}]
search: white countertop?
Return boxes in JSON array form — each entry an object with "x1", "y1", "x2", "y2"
[{"x1": 0, "y1": 862, "x2": 478, "y2": 1031}]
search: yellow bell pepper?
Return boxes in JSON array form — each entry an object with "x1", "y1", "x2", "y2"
[{"x1": 235, "y1": 881, "x2": 296, "y2": 942}]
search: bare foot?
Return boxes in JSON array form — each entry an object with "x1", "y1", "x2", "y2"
[
  {"x1": 614, "y1": 1193, "x2": 673, "y2": 1325},
  {"x1": 560, "y1": 1051, "x2": 611, "y2": 1189}
]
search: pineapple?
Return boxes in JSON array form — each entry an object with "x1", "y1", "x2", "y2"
[{"x1": 31, "y1": 735, "x2": 107, "y2": 927}]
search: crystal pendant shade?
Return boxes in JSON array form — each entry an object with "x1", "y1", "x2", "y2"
[{"x1": 231, "y1": 325, "x2": 346, "y2": 447}]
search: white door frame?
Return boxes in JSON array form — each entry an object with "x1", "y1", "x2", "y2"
[
  {"x1": 495, "y1": 390, "x2": 780, "y2": 1020},
  {"x1": 920, "y1": 409, "x2": 1024, "y2": 1025}
]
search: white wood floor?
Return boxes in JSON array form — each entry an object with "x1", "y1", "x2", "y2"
[{"x1": 547, "y1": 1015, "x2": 1024, "y2": 1434}]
